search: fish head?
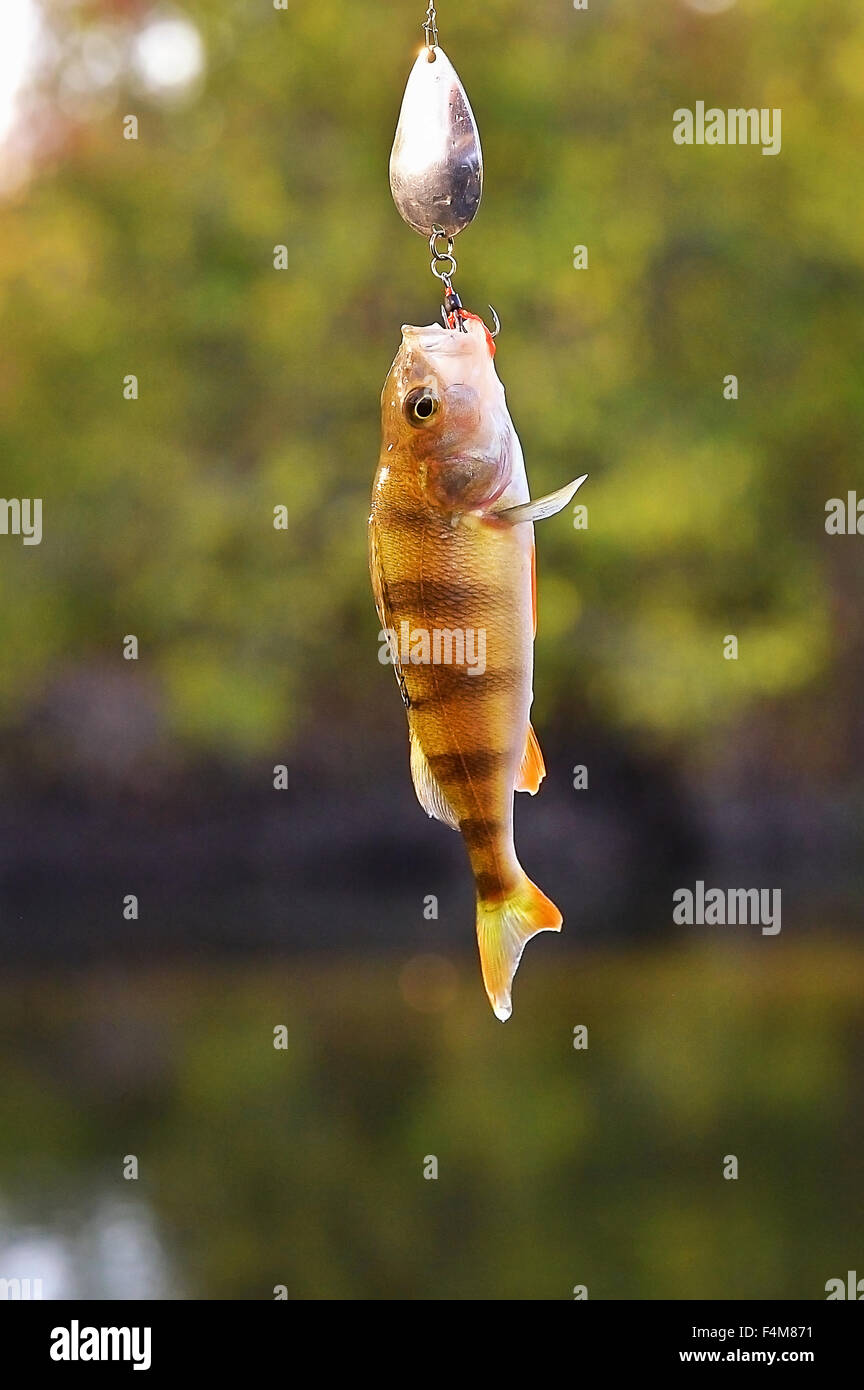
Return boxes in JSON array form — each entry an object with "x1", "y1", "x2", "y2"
[{"x1": 380, "y1": 318, "x2": 514, "y2": 513}]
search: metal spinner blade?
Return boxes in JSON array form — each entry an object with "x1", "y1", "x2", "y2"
[{"x1": 389, "y1": 43, "x2": 483, "y2": 239}]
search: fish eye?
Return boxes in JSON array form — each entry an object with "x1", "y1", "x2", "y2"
[{"x1": 405, "y1": 388, "x2": 440, "y2": 426}]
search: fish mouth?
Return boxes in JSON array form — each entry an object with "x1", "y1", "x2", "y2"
[{"x1": 401, "y1": 321, "x2": 484, "y2": 357}]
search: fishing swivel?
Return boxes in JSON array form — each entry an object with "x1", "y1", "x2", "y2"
[
  {"x1": 428, "y1": 225, "x2": 465, "y2": 331},
  {"x1": 423, "y1": 3, "x2": 438, "y2": 53},
  {"x1": 429, "y1": 227, "x2": 498, "y2": 338}
]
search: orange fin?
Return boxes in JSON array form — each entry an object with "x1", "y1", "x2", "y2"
[
  {"x1": 476, "y1": 873, "x2": 562, "y2": 1021},
  {"x1": 515, "y1": 722, "x2": 546, "y2": 794}
]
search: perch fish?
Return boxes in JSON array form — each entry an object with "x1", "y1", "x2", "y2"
[{"x1": 369, "y1": 315, "x2": 586, "y2": 1019}]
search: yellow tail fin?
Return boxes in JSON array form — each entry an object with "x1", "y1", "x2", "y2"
[{"x1": 476, "y1": 875, "x2": 562, "y2": 1021}]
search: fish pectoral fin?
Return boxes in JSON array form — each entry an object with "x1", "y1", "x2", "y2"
[
  {"x1": 409, "y1": 731, "x2": 460, "y2": 830},
  {"x1": 515, "y1": 721, "x2": 546, "y2": 794},
  {"x1": 493, "y1": 474, "x2": 588, "y2": 525}
]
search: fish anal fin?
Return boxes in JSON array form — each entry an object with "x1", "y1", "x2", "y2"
[
  {"x1": 515, "y1": 721, "x2": 546, "y2": 794},
  {"x1": 409, "y1": 731, "x2": 459, "y2": 830}
]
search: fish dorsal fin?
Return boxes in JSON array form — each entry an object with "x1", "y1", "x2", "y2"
[
  {"x1": 494, "y1": 474, "x2": 588, "y2": 525},
  {"x1": 515, "y1": 722, "x2": 546, "y2": 794},
  {"x1": 409, "y1": 730, "x2": 460, "y2": 829}
]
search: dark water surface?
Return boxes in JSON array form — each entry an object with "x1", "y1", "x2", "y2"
[{"x1": 0, "y1": 941, "x2": 861, "y2": 1300}]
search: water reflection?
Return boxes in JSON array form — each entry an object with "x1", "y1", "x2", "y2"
[
  {"x1": 0, "y1": 942, "x2": 861, "y2": 1300},
  {"x1": 0, "y1": 1197, "x2": 178, "y2": 1299}
]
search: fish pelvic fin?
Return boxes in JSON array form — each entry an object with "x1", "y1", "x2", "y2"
[
  {"x1": 493, "y1": 474, "x2": 588, "y2": 525},
  {"x1": 409, "y1": 729, "x2": 459, "y2": 830},
  {"x1": 515, "y1": 721, "x2": 546, "y2": 794},
  {"x1": 476, "y1": 874, "x2": 562, "y2": 1022}
]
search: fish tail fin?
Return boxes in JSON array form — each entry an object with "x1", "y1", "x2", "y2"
[{"x1": 476, "y1": 873, "x2": 562, "y2": 1022}]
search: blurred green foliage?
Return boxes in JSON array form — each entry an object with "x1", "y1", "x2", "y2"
[
  {"x1": 1, "y1": 5, "x2": 861, "y2": 1305},
  {"x1": 0, "y1": 944, "x2": 861, "y2": 1298},
  {"x1": 0, "y1": 0, "x2": 862, "y2": 763}
]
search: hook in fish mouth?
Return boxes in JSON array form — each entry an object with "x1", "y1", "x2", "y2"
[
  {"x1": 436, "y1": 304, "x2": 501, "y2": 338},
  {"x1": 404, "y1": 320, "x2": 494, "y2": 360}
]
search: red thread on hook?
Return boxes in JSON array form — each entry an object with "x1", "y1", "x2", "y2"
[{"x1": 458, "y1": 309, "x2": 497, "y2": 357}]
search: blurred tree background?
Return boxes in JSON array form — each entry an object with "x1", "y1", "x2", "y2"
[
  {"x1": 1, "y1": 0, "x2": 862, "y2": 773},
  {"x1": 0, "y1": 0, "x2": 862, "y2": 1300}
]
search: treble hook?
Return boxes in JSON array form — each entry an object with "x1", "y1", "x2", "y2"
[{"x1": 440, "y1": 299, "x2": 502, "y2": 340}]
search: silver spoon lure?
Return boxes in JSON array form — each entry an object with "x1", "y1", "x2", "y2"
[{"x1": 388, "y1": 4, "x2": 498, "y2": 337}]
